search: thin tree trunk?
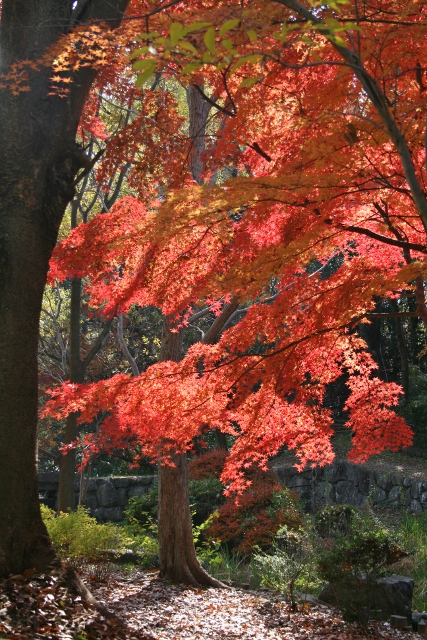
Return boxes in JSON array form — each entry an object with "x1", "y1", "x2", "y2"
[
  {"x1": 57, "y1": 276, "x2": 83, "y2": 514},
  {"x1": 391, "y1": 301, "x2": 410, "y2": 402}
]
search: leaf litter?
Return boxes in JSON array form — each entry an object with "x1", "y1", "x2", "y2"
[{"x1": 0, "y1": 567, "x2": 420, "y2": 639}]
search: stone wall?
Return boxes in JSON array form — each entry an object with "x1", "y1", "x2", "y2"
[
  {"x1": 38, "y1": 472, "x2": 157, "y2": 522},
  {"x1": 275, "y1": 460, "x2": 427, "y2": 514},
  {"x1": 39, "y1": 460, "x2": 427, "y2": 523}
]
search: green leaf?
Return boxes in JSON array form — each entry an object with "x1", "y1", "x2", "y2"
[
  {"x1": 219, "y1": 19, "x2": 240, "y2": 36},
  {"x1": 133, "y1": 58, "x2": 155, "y2": 71},
  {"x1": 182, "y1": 21, "x2": 212, "y2": 35},
  {"x1": 245, "y1": 53, "x2": 262, "y2": 64},
  {"x1": 156, "y1": 37, "x2": 171, "y2": 47},
  {"x1": 134, "y1": 60, "x2": 157, "y2": 87},
  {"x1": 230, "y1": 55, "x2": 260, "y2": 74},
  {"x1": 230, "y1": 58, "x2": 248, "y2": 73},
  {"x1": 221, "y1": 38, "x2": 234, "y2": 52},
  {"x1": 202, "y1": 51, "x2": 213, "y2": 63},
  {"x1": 181, "y1": 62, "x2": 202, "y2": 74},
  {"x1": 329, "y1": 34, "x2": 347, "y2": 47},
  {"x1": 129, "y1": 47, "x2": 149, "y2": 59},
  {"x1": 246, "y1": 29, "x2": 258, "y2": 41},
  {"x1": 170, "y1": 22, "x2": 184, "y2": 46},
  {"x1": 239, "y1": 77, "x2": 259, "y2": 89},
  {"x1": 177, "y1": 40, "x2": 198, "y2": 54},
  {"x1": 136, "y1": 31, "x2": 159, "y2": 41},
  {"x1": 204, "y1": 27, "x2": 217, "y2": 54}
]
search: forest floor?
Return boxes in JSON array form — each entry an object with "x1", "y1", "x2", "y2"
[
  {"x1": 0, "y1": 567, "x2": 420, "y2": 640},
  {"x1": 3, "y1": 439, "x2": 426, "y2": 639}
]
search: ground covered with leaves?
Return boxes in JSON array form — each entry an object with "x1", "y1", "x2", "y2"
[{"x1": 0, "y1": 567, "x2": 421, "y2": 640}]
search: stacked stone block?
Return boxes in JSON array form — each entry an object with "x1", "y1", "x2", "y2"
[
  {"x1": 39, "y1": 460, "x2": 427, "y2": 524},
  {"x1": 38, "y1": 472, "x2": 156, "y2": 522},
  {"x1": 275, "y1": 460, "x2": 427, "y2": 513}
]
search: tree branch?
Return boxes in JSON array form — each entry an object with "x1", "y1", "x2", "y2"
[
  {"x1": 365, "y1": 311, "x2": 419, "y2": 319},
  {"x1": 117, "y1": 314, "x2": 140, "y2": 376},
  {"x1": 203, "y1": 298, "x2": 240, "y2": 345},
  {"x1": 274, "y1": 0, "x2": 427, "y2": 234},
  {"x1": 81, "y1": 318, "x2": 113, "y2": 371},
  {"x1": 339, "y1": 224, "x2": 427, "y2": 252},
  {"x1": 192, "y1": 84, "x2": 236, "y2": 117}
]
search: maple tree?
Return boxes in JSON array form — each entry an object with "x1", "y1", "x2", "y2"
[
  {"x1": 40, "y1": 0, "x2": 427, "y2": 589},
  {"x1": 4, "y1": 0, "x2": 427, "y2": 595},
  {"x1": 46, "y1": 3, "x2": 424, "y2": 463}
]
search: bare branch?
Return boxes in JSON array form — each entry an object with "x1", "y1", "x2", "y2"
[
  {"x1": 192, "y1": 84, "x2": 235, "y2": 117},
  {"x1": 339, "y1": 223, "x2": 427, "y2": 253},
  {"x1": 81, "y1": 318, "x2": 113, "y2": 371},
  {"x1": 365, "y1": 311, "x2": 419, "y2": 319},
  {"x1": 116, "y1": 314, "x2": 140, "y2": 376}
]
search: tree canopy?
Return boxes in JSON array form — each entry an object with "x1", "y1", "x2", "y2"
[{"x1": 40, "y1": 0, "x2": 427, "y2": 495}]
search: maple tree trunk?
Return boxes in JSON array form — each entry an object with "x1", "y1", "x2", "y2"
[
  {"x1": 0, "y1": 0, "x2": 128, "y2": 578},
  {"x1": 157, "y1": 319, "x2": 223, "y2": 587},
  {"x1": 156, "y1": 87, "x2": 227, "y2": 586}
]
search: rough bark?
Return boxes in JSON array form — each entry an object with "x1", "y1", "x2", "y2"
[
  {"x1": 0, "y1": 0, "x2": 128, "y2": 577},
  {"x1": 157, "y1": 319, "x2": 224, "y2": 587},
  {"x1": 186, "y1": 85, "x2": 212, "y2": 186}
]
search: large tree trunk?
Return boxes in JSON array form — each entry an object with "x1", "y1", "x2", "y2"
[
  {"x1": 0, "y1": 0, "x2": 128, "y2": 578},
  {"x1": 156, "y1": 86, "x2": 223, "y2": 586}
]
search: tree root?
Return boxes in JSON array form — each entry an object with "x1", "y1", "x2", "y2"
[{"x1": 51, "y1": 559, "x2": 114, "y2": 618}]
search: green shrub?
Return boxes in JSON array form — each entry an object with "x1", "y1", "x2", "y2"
[
  {"x1": 124, "y1": 488, "x2": 158, "y2": 528},
  {"x1": 198, "y1": 546, "x2": 262, "y2": 588},
  {"x1": 254, "y1": 524, "x2": 317, "y2": 610},
  {"x1": 314, "y1": 504, "x2": 357, "y2": 538},
  {"x1": 41, "y1": 505, "x2": 127, "y2": 562},
  {"x1": 396, "y1": 511, "x2": 427, "y2": 611},
  {"x1": 400, "y1": 365, "x2": 427, "y2": 448},
  {"x1": 316, "y1": 509, "x2": 407, "y2": 624},
  {"x1": 189, "y1": 477, "x2": 225, "y2": 525}
]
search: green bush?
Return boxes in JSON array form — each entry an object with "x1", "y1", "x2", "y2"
[
  {"x1": 314, "y1": 504, "x2": 357, "y2": 538},
  {"x1": 400, "y1": 365, "x2": 427, "y2": 448},
  {"x1": 396, "y1": 511, "x2": 427, "y2": 611},
  {"x1": 254, "y1": 524, "x2": 318, "y2": 610},
  {"x1": 41, "y1": 505, "x2": 127, "y2": 562},
  {"x1": 316, "y1": 509, "x2": 407, "y2": 624},
  {"x1": 189, "y1": 477, "x2": 225, "y2": 525},
  {"x1": 124, "y1": 488, "x2": 158, "y2": 528}
]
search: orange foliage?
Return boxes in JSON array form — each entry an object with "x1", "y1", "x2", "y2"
[{"x1": 43, "y1": 0, "x2": 427, "y2": 489}]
